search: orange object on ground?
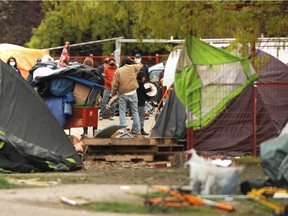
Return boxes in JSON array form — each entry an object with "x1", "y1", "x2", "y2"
[
  {"x1": 0, "y1": 43, "x2": 49, "y2": 79},
  {"x1": 145, "y1": 185, "x2": 235, "y2": 212}
]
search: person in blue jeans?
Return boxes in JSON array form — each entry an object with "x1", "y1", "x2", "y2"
[{"x1": 111, "y1": 56, "x2": 143, "y2": 135}]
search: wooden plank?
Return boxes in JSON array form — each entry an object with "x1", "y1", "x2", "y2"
[
  {"x1": 87, "y1": 145, "x2": 158, "y2": 154},
  {"x1": 85, "y1": 154, "x2": 154, "y2": 162},
  {"x1": 111, "y1": 137, "x2": 150, "y2": 145},
  {"x1": 149, "y1": 137, "x2": 178, "y2": 145},
  {"x1": 82, "y1": 137, "x2": 151, "y2": 146},
  {"x1": 157, "y1": 144, "x2": 184, "y2": 152},
  {"x1": 82, "y1": 138, "x2": 111, "y2": 145}
]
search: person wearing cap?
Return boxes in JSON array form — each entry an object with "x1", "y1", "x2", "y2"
[
  {"x1": 97, "y1": 57, "x2": 110, "y2": 75},
  {"x1": 134, "y1": 53, "x2": 150, "y2": 82},
  {"x1": 111, "y1": 56, "x2": 143, "y2": 135},
  {"x1": 99, "y1": 58, "x2": 117, "y2": 120}
]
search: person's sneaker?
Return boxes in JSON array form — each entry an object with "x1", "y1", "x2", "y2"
[
  {"x1": 99, "y1": 116, "x2": 103, "y2": 120},
  {"x1": 141, "y1": 129, "x2": 149, "y2": 135},
  {"x1": 109, "y1": 116, "x2": 114, "y2": 121}
]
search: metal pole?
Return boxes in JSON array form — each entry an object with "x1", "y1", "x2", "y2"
[
  {"x1": 47, "y1": 37, "x2": 124, "y2": 51},
  {"x1": 114, "y1": 38, "x2": 121, "y2": 66},
  {"x1": 252, "y1": 82, "x2": 257, "y2": 156}
]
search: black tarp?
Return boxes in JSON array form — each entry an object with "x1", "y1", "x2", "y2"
[
  {"x1": 0, "y1": 60, "x2": 82, "y2": 172},
  {"x1": 150, "y1": 89, "x2": 186, "y2": 140}
]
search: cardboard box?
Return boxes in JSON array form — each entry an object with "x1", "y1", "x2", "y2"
[{"x1": 73, "y1": 82, "x2": 91, "y2": 104}]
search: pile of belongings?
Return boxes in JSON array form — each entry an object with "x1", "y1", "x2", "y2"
[{"x1": 27, "y1": 61, "x2": 104, "y2": 127}]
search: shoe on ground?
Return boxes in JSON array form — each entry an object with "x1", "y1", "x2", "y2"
[
  {"x1": 141, "y1": 129, "x2": 149, "y2": 135},
  {"x1": 109, "y1": 116, "x2": 114, "y2": 121},
  {"x1": 99, "y1": 116, "x2": 103, "y2": 120}
]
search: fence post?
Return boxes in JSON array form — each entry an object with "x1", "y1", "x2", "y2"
[
  {"x1": 155, "y1": 54, "x2": 159, "y2": 64},
  {"x1": 252, "y1": 82, "x2": 257, "y2": 156}
]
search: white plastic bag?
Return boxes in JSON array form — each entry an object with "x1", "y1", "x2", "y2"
[{"x1": 185, "y1": 149, "x2": 243, "y2": 195}]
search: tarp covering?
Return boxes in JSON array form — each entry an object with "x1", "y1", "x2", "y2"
[
  {"x1": 0, "y1": 60, "x2": 82, "y2": 172},
  {"x1": 174, "y1": 35, "x2": 258, "y2": 130},
  {"x1": 163, "y1": 48, "x2": 181, "y2": 88},
  {"x1": 261, "y1": 134, "x2": 288, "y2": 185},
  {"x1": 0, "y1": 43, "x2": 49, "y2": 79}
]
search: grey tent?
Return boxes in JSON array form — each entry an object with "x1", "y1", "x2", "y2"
[
  {"x1": 150, "y1": 89, "x2": 186, "y2": 140},
  {"x1": 0, "y1": 60, "x2": 82, "y2": 172},
  {"x1": 151, "y1": 50, "x2": 288, "y2": 155}
]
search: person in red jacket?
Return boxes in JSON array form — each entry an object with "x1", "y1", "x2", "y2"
[{"x1": 99, "y1": 58, "x2": 118, "y2": 120}]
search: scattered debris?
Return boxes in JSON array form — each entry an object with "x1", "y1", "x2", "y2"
[{"x1": 60, "y1": 196, "x2": 91, "y2": 206}]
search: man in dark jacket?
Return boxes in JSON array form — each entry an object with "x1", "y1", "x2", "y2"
[
  {"x1": 137, "y1": 71, "x2": 151, "y2": 135},
  {"x1": 134, "y1": 53, "x2": 150, "y2": 81}
]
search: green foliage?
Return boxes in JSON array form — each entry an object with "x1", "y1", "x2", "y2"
[
  {"x1": 28, "y1": 1, "x2": 288, "y2": 56},
  {"x1": 0, "y1": 1, "x2": 44, "y2": 45}
]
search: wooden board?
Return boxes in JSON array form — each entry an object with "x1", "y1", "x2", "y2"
[
  {"x1": 85, "y1": 154, "x2": 154, "y2": 162},
  {"x1": 157, "y1": 144, "x2": 184, "y2": 152},
  {"x1": 82, "y1": 137, "x2": 177, "y2": 146},
  {"x1": 149, "y1": 137, "x2": 178, "y2": 145},
  {"x1": 82, "y1": 137, "x2": 151, "y2": 146},
  {"x1": 87, "y1": 145, "x2": 158, "y2": 154}
]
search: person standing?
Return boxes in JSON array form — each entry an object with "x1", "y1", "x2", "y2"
[
  {"x1": 96, "y1": 57, "x2": 110, "y2": 75},
  {"x1": 58, "y1": 41, "x2": 70, "y2": 68},
  {"x1": 99, "y1": 58, "x2": 117, "y2": 120},
  {"x1": 134, "y1": 53, "x2": 150, "y2": 81},
  {"x1": 137, "y1": 71, "x2": 151, "y2": 135},
  {"x1": 82, "y1": 57, "x2": 97, "y2": 136},
  {"x1": 6, "y1": 57, "x2": 21, "y2": 74},
  {"x1": 111, "y1": 56, "x2": 143, "y2": 135}
]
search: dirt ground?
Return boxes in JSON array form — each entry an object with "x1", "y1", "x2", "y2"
[
  {"x1": 0, "y1": 116, "x2": 190, "y2": 216},
  {"x1": 1, "y1": 116, "x2": 267, "y2": 216}
]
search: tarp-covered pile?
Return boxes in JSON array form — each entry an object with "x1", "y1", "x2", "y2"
[{"x1": 28, "y1": 61, "x2": 104, "y2": 128}]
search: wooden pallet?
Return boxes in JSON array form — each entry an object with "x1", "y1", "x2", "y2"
[{"x1": 82, "y1": 137, "x2": 184, "y2": 162}]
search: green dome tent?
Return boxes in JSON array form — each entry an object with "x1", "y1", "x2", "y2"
[{"x1": 174, "y1": 35, "x2": 259, "y2": 130}]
